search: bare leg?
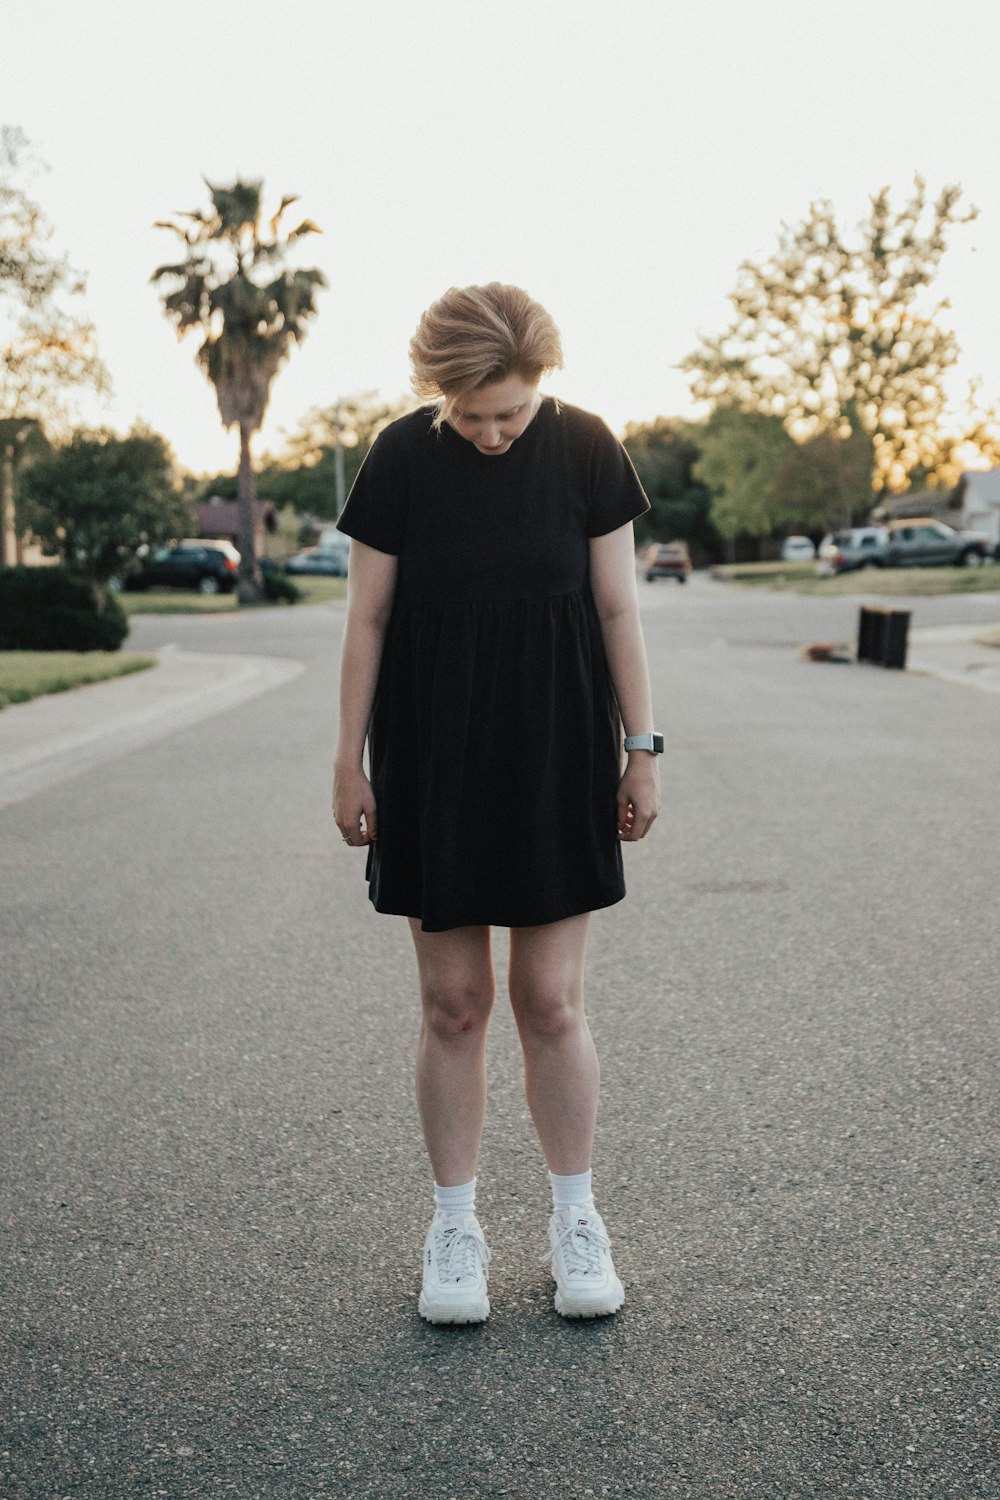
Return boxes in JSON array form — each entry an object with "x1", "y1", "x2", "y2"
[
  {"x1": 507, "y1": 914, "x2": 598, "y2": 1176},
  {"x1": 408, "y1": 921, "x2": 495, "y2": 1187}
]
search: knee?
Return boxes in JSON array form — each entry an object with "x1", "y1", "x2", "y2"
[
  {"x1": 421, "y1": 978, "x2": 493, "y2": 1041},
  {"x1": 510, "y1": 982, "x2": 583, "y2": 1042}
]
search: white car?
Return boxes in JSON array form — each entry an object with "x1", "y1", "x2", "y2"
[{"x1": 780, "y1": 536, "x2": 816, "y2": 561}]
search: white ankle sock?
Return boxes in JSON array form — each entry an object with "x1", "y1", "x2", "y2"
[
  {"x1": 434, "y1": 1177, "x2": 477, "y2": 1216},
  {"x1": 549, "y1": 1169, "x2": 595, "y2": 1211}
]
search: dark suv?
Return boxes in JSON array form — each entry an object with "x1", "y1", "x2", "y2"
[{"x1": 126, "y1": 540, "x2": 240, "y2": 595}]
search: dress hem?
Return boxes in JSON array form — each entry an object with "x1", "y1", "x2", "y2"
[{"x1": 367, "y1": 887, "x2": 626, "y2": 933}]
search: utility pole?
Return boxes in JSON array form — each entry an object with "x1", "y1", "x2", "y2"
[
  {"x1": 328, "y1": 402, "x2": 356, "y2": 518},
  {"x1": 334, "y1": 436, "x2": 346, "y2": 519}
]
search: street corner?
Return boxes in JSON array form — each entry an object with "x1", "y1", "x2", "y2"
[{"x1": 0, "y1": 648, "x2": 305, "y2": 811}]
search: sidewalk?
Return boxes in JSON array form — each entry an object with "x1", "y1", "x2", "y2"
[
  {"x1": 907, "y1": 623, "x2": 1000, "y2": 696},
  {"x1": 0, "y1": 646, "x2": 304, "y2": 810}
]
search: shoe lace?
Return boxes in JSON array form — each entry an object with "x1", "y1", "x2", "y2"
[
  {"x1": 433, "y1": 1219, "x2": 491, "y2": 1284},
  {"x1": 542, "y1": 1215, "x2": 612, "y2": 1278}
]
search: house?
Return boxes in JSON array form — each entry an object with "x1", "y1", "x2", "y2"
[
  {"x1": 195, "y1": 495, "x2": 278, "y2": 556},
  {"x1": 872, "y1": 488, "x2": 961, "y2": 525},
  {"x1": 951, "y1": 469, "x2": 1000, "y2": 548}
]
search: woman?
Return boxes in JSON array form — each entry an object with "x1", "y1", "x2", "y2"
[{"x1": 333, "y1": 284, "x2": 660, "y2": 1324}]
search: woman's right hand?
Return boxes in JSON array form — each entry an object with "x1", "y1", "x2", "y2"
[{"x1": 333, "y1": 765, "x2": 378, "y2": 847}]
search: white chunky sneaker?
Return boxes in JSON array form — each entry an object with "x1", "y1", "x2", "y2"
[
  {"x1": 544, "y1": 1205, "x2": 625, "y2": 1319},
  {"x1": 418, "y1": 1212, "x2": 491, "y2": 1325}
]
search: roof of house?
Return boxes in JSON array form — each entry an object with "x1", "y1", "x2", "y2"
[
  {"x1": 875, "y1": 489, "x2": 958, "y2": 521},
  {"x1": 195, "y1": 497, "x2": 278, "y2": 535}
]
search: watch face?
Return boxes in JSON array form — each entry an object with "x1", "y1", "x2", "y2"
[{"x1": 652, "y1": 733, "x2": 664, "y2": 753}]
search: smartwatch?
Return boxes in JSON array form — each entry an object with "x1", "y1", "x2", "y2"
[{"x1": 624, "y1": 732, "x2": 664, "y2": 754}]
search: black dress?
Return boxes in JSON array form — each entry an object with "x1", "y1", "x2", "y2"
[{"x1": 337, "y1": 397, "x2": 650, "y2": 932}]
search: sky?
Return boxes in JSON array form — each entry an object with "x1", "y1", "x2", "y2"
[{"x1": 5, "y1": 0, "x2": 1000, "y2": 476}]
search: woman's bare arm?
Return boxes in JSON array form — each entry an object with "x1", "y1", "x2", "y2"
[
  {"x1": 333, "y1": 540, "x2": 398, "y2": 846},
  {"x1": 589, "y1": 523, "x2": 660, "y2": 841}
]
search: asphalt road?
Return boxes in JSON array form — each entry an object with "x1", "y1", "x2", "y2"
[{"x1": 2, "y1": 577, "x2": 998, "y2": 1499}]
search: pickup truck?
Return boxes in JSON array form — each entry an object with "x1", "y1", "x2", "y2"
[{"x1": 883, "y1": 519, "x2": 992, "y2": 568}]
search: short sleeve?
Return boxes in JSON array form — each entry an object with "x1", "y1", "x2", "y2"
[
  {"x1": 336, "y1": 427, "x2": 408, "y2": 555},
  {"x1": 586, "y1": 420, "x2": 650, "y2": 538}
]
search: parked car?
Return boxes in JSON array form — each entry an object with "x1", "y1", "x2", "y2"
[
  {"x1": 284, "y1": 544, "x2": 349, "y2": 578},
  {"x1": 125, "y1": 539, "x2": 241, "y2": 594},
  {"x1": 882, "y1": 519, "x2": 991, "y2": 568},
  {"x1": 816, "y1": 527, "x2": 889, "y2": 575},
  {"x1": 645, "y1": 542, "x2": 691, "y2": 583},
  {"x1": 780, "y1": 535, "x2": 816, "y2": 561}
]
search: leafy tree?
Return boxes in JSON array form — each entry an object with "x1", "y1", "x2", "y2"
[
  {"x1": 190, "y1": 456, "x2": 336, "y2": 520},
  {"x1": 19, "y1": 427, "x2": 189, "y2": 605},
  {"x1": 910, "y1": 381, "x2": 1000, "y2": 492},
  {"x1": 621, "y1": 417, "x2": 718, "y2": 553},
  {"x1": 271, "y1": 501, "x2": 304, "y2": 559},
  {"x1": 683, "y1": 179, "x2": 976, "y2": 491},
  {"x1": 274, "y1": 392, "x2": 418, "y2": 519},
  {"x1": 188, "y1": 392, "x2": 418, "y2": 523},
  {"x1": 772, "y1": 427, "x2": 875, "y2": 533},
  {"x1": 0, "y1": 127, "x2": 108, "y2": 562},
  {"x1": 693, "y1": 408, "x2": 795, "y2": 555},
  {"x1": 152, "y1": 178, "x2": 326, "y2": 601}
]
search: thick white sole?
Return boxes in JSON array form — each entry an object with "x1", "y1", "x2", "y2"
[
  {"x1": 553, "y1": 1277, "x2": 625, "y2": 1319},
  {"x1": 418, "y1": 1291, "x2": 490, "y2": 1325}
]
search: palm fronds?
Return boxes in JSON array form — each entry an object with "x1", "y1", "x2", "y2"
[{"x1": 151, "y1": 177, "x2": 326, "y2": 432}]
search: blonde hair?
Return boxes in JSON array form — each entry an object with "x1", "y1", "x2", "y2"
[{"x1": 410, "y1": 283, "x2": 563, "y2": 423}]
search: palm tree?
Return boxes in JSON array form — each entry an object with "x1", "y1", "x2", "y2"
[{"x1": 152, "y1": 179, "x2": 325, "y2": 602}]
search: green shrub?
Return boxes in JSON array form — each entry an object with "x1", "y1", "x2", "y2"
[
  {"x1": 0, "y1": 566, "x2": 129, "y2": 651},
  {"x1": 262, "y1": 568, "x2": 301, "y2": 604}
]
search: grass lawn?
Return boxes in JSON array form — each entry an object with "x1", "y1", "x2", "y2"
[
  {"x1": 272, "y1": 576, "x2": 347, "y2": 606},
  {"x1": 711, "y1": 561, "x2": 815, "y2": 586},
  {"x1": 116, "y1": 589, "x2": 237, "y2": 616},
  {"x1": 0, "y1": 651, "x2": 156, "y2": 710},
  {"x1": 712, "y1": 561, "x2": 1000, "y2": 598},
  {"x1": 116, "y1": 575, "x2": 347, "y2": 615}
]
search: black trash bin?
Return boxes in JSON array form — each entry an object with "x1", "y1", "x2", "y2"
[{"x1": 857, "y1": 605, "x2": 910, "y2": 669}]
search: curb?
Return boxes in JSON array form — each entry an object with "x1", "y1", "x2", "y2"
[
  {"x1": 907, "y1": 625, "x2": 1000, "y2": 697},
  {"x1": 0, "y1": 647, "x2": 305, "y2": 811}
]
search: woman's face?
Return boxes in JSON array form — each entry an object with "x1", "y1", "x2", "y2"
[{"x1": 446, "y1": 373, "x2": 541, "y2": 456}]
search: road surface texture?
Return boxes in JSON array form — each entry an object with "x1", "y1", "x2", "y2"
[{"x1": 2, "y1": 576, "x2": 997, "y2": 1498}]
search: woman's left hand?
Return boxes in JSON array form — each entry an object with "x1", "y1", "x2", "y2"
[{"x1": 617, "y1": 755, "x2": 661, "y2": 841}]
